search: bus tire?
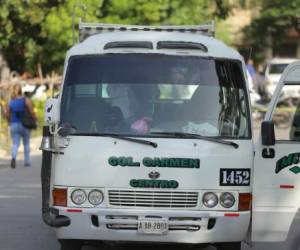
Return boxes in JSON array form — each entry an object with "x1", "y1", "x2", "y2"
[
  {"x1": 216, "y1": 242, "x2": 241, "y2": 250},
  {"x1": 59, "y1": 239, "x2": 83, "y2": 250}
]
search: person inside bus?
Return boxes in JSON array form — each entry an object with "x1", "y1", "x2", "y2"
[{"x1": 107, "y1": 84, "x2": 159, "y2": 134}]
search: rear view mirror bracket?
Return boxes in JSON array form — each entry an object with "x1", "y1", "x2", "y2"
[{"x1": 45, "y1": 98, "x2": 60, "y2": 125}]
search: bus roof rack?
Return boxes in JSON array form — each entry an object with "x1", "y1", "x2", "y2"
[{"x1": 78, "y1": 21, "x2": 215, "y2": 42}]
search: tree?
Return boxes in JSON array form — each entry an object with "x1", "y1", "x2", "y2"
[
  {"x1": 0, "y1": 0, "x2": 50, "y2": 74},
  {"x1": 0, "y1": 0, "x2": 233, "y2": 75},
  {"x1": 243, "y1": 0, "x2": 300, "y2": 62}
]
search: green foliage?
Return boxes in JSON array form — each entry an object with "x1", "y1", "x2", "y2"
[
  {"x1": 33, "y1": 99, "x2": 46, "y2": 127},
  {"x1": 0, "y1": 116, "x2": 10, "y2": 154},
  {"x1": 31, "y1": 99, "x2": 45, "y2": 137},
  {"x1": 0, "y1": 0, "x2": 232, "y2": 75},
  {"x1": 243, "y1": 0, "x2": 300, "y2": 62},
  {"x1": 215, "y1": 21, "x2": 233, "y2": 46}
]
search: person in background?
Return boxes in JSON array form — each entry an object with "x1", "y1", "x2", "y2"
[
  {"x1": 246, "y1": 59, "x2": 256, "y2": 84},
  {"x1": 4, "y1": 84, "x2": 36, "y2": 168},
  {"x1": 255, "y1": 65, "x2": 269, "y2": 102}
]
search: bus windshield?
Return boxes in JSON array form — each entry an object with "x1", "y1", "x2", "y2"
[{"x1": 61, "y1": 54, "x2": 250, "y2": 139}]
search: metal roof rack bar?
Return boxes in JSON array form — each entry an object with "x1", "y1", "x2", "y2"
[{"x1": 79, "y1": 21, "x2": 215, "y2": 42}]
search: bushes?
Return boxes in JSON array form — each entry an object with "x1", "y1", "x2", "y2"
[
  {"x1": 32, "y1": 99, "x2": 45, "y2": 137},
  {"x1": 0, "y1": 115, "x2": 10, "y2": 154}
]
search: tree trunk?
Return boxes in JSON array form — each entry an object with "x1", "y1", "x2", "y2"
[
  {"x1": 296, "y1": 38, "x2": 300, "y2": 58},
  {"x1": 263, "y1": 29, "x2": 273, "y2": 60}
]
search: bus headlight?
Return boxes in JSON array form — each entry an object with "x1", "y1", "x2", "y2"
[
  {"x1": 88, "y1": 190, "x2": 104, "y2": 206},
  {"x1": 71, "y1": 189, "x2": 87, "y2": 205},
  {"x1": 203, "y1": 192, "x2": 218, "y2": 208},
  {"x1": 220, "y1": 192, "x2": 235, "y2": 208}
]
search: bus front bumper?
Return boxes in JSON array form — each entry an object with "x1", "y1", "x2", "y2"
[{"x1": 55, "y1": 208, "x2": 250, "y2": 244}]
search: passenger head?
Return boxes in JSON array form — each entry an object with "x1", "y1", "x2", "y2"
[
  {"x1": 247, "y1": 59, "x2": 253, "y2": 65},
  {"x1": 170, "y1": 66, "x2": 188, "y2": 84}
]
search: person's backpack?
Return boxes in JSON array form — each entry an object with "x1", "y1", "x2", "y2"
[{"x1": 22, "y1": 98, "x2": 37, "y2": 129}]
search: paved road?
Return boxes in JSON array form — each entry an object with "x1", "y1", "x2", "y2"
[{"x1": 1, "y1": 153, "x2": 300, "y2": 250}]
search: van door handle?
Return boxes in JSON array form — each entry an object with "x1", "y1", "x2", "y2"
[{"x1": 262, "y1": 148, "x2": 275, "y2": 158}]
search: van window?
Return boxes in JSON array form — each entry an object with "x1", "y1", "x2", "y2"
[
  {"x1": 61, "y1": 54, "x2": 250, "y2": 138},
  {"x1": 273, "y1": 85, "x2": 300, "y2": 141},
  {"x1": 269, "y1": 64, "x2": 289, "y2": 74}
]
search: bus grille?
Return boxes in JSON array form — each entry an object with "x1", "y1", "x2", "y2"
[{"x1": 108, "y1": 190, "x2": 198, "y2": 208}]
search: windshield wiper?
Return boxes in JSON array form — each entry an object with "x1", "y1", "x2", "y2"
[
  {"x1": 72, "y1": 132, "x2": 158, "y2": 148},
  {"x1": 150, "y1": 132, "x2": 239, "y2": 149}
]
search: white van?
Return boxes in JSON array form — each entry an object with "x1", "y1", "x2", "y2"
[{"x1": 41, "y1": 22, "x2": 300, "y2": 250}]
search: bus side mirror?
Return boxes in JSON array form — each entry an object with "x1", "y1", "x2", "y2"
[
  {"x1": 45, "y1": 98, "x2": 60, "y2": 125},
  {"x1": 261, "y1": 121, "x2": 275, "y2": 146}
]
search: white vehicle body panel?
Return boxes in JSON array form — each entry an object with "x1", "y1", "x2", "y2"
[
  {"x1": 54, "y1": 137, "x2": 252, "y2": 190},
  {"x1": 252, "y1": 61, "x2": 300, "y2": 241},
  {"x1": 66, "y1": 31, "x2": 242, "y2": 61}
]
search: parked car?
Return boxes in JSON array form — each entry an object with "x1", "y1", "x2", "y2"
[{"x1": 264, "y1": 58, "x2": 298, "y2": 95}]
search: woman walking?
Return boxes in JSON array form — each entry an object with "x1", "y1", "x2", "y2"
[{"x1": 5, "y1": 84, "x2": 36, "y2": 168}]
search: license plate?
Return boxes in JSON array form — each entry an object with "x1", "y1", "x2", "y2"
[{"x1": 137, "y1": 219, "x2": 168, "y2": 235}]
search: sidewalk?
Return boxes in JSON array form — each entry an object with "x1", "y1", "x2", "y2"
[{"x1": 0, "y1": 136, "x2": 42, "y2": 168}]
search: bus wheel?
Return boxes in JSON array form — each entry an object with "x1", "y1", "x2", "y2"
[
  {"x1": 215, "y1": 242, "x2": 241, "y2": 250},
  {"x1": 59, "y1": 239, "x2": 83, "y2": 250}
]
